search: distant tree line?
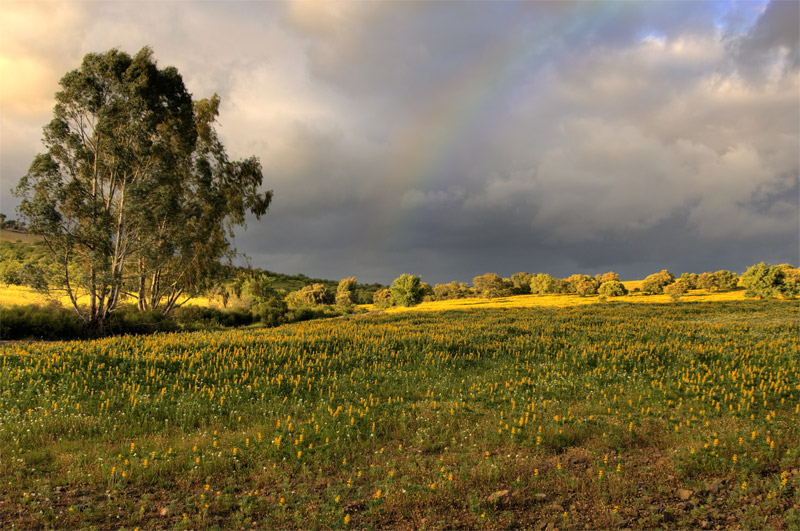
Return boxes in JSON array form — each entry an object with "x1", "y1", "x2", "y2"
[
  {"x1": 373, "y1": 263, "x2": 800, "y2": 307},
  {"x1": 0, "y1": 214, "x2": 27, "y2": 232}
]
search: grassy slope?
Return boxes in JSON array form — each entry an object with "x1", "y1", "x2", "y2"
[
  {"x1": 0, "y1": 229, "x2": 40, "y2": 244},
  {"x1": 0, "y1": 301, "x2": 797, "y2": 529}
]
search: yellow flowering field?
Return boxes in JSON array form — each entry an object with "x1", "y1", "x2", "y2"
[
  {"x1": 0, "y1": 301, "x2": 797, "y2": 529},
  {"x1": 0, "y1": 284, "x2": 219, "y2": 309},
  {"x1": 364, "y1": 287, "x2": 746, "y2": 314}
]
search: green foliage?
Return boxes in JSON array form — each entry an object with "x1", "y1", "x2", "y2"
[
  {"x1": 372, "y1": 288, "x2": 393, "y2": 308},
  {"x1": 0, "y1": 240, "x2": 60, "y2": 289},
  {"x1": 510, "y1": 272, "x2": 533, "y2": 294},
  {"x1": 286, "y1": 284, "x2": 335, "y2": 308},
  {"x1": 251, "y1": 297, "x2": 289, "y2": 326},
  {"x1": 664, "y1": 280, "x2": 690, "y2": 300},
  {"x1": 680, "y1": 272, "x2": 698, "y2": 289},
  {"x1": 741, "y1": 262, "x2": 789, "y2": 299},
  {"x1": 14, "y1": 47, "x2": 271, "y2": 332},
  {"x1": 390, "y1": 274, "x2": 424, "y2": 307},
  {"x1": 0, "y1": 303, "x2": 84, "y2": 340},
  {"x1": 432, "y1": 281, "x2": 473, "y2": 300},
  {"x1": 641, "y1": 269, "x2": 675, "y2": 295},
  {"x1": 697, "y1": 270, "x2": 738, "y2": 292},
  {"x1": 595, "y1": 271, "x2": 620, "y2": 284},
  {"x1": 335, "y1": 277, "x2": 358, "y2": 307},
  {"x1": 575, "y1": 279, "x2": 598, "y2": 296},
  {"x1": 529, "y1": 273, "x2": 560, "y2": 294},
  {"x1": 472, "y1": 273, "x2": 512, "y2": 298},
  {"x1": 598, "y1": 279, "x2": 628, "y2": 297},
  {"x1": 782, "y1": 265, "x2": 800, "y2": 298},
  {"x1": 563, "y1": 274, "x2": 598, "y2": 295},
  {"x1": 715, "y1": 270, "x2": 739, "y2": 292}
]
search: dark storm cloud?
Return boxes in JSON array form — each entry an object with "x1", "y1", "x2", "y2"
[{"x1": 2, "y1": 0, "x2": 798, "y2": 285}]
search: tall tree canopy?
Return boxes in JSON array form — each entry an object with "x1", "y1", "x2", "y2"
[{"x1": 15, "y1": 48, "x2": 272, "y2": 332}]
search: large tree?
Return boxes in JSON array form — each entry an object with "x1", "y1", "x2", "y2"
[{"x1": 15, "y1": 48, "x2": 271, "y2": 332}]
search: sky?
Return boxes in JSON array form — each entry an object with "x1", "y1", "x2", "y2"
[{"x1": 1, "y1": 0, "x2": 798, "y2": 285}]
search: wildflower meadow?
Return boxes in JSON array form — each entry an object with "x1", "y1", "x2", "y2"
[{"x1": 1, "y1": 301, "x2": 797, "y2": 529}]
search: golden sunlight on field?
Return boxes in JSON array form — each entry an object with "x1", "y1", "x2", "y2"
[
  {"x1": 363, "y1": 287, "x2": 747, "y2": 314},
  {"x1": 0, "y1": 284, "x2": 218, "y2": 309}
]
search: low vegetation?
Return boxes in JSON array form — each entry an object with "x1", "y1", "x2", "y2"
[{"x1": 0, "y1": 302, "x2": 797, "y2": 529}]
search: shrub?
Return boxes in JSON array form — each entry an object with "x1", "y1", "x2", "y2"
[
  {"x1": 105, "y1": 306, "x2": 178, "y2": 336},
  {"x1": 510, "y1": 272, "x2": 533, "y2": 294},
  {"x1": 372, "y1": 288, "x2": 393, "y2": 309},
  {"x1": 390, "y1": 274, "x2": 424, "y2": 307},
  {"x1": 715, "y1": 270, "x2": 739, "y2": 292},
  {"x1": 562, "y1": 274, "x2": 598, "y2": 295},
  {"x1": 642, "y1": 270, "x2": 675, "y2": 294},
  {"x1": 472, "y1": 273, "x2": 512, "y2": 298},
  {"x1": 0, "y1": 303, "x2": 84, "y2": 340},
  {"x1": 680, "y1": 272, "x2": 698, "y2": 289},
  {"x1": 575, "y1": 279, "x2": 598, "y2": 296},
  {"x1": 664, "y1": 280, "x2": 690, "y2": 300},
  {"x1": 741, "y1": 263, "x2": 788, "y2": 299},
  {"x1": 530, "y1": 273, "x2": 560, "y2": 295},
  {"x1": 336, "y1": 277, "x2": 358, "y2": 307},
  {"x1": 286, "y1": 284, "x2": 335, "y2": 307},
  {"x1": 252, "y1": 297, "x2": 288, "y2": 326},
  {"x1": 432, "y1": 281, "x2": 472, "y2": 300},
  {"x1": 595, "y1": 271, "x2": 620, "y2": 284},
  {"x1": 598, "y1": 280, "x2": 628, "y2": 297}
]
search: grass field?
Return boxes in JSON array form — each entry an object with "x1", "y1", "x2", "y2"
[
  {"x1": 0, "y1": 229, "x2": 40, "y2": 244},
  {"x1": 0, "y1": 284, "x2": 220, "y2": 310},
  {"x1": 0, "y1": 301, "x2": 797, "y2": 529}
]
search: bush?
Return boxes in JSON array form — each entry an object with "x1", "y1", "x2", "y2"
[
  {"x1": 432, "y1": 281, "x2": 472, "y2": 300},
  {"x1": 697, "y1": 270, "x2": 738, "y2": 292},
  {"x1": 390, "y1": 274, "x2": 424, "y2": 307},
  {"x1": 251, "y1": 297, "x2": 288, "y2": 326},
  {"x1": 0, "y1": 303, "x2": 84, "y2": 340},
  {"x1": 598, "y1": 280, "x2": 628, "y2": 297},
  {"x1": 562, "y1": 274, "x2": 598, "y2": 295},
  {"x1": 680, "y1": 272, "x2": 698, "y2": 289},
  {"x1": 286, "y1": 284, "x2": 335, "y2": 307},
  {"x1": 336, "y1": 277, "x2": 358, "y2": 307},
  {"x1": 172, "y1": 306, "x2": 255, "y2": 328},
  {"x1": 595, "y1": 271, "x2": 620, "y2": 284},
  {"x1": 530, "y1": 273, "x2": 560, "y2": 295},
  {"x1": 741, "y1": 262, "x2": 789, "y2": 299},
  {"x1": 715, "y1": 270, "x2": 739, "y2": 292},
  {"x1": 510, "y1": 272, "x2": 533, "y2": 294},
  {"x1": 472, "y1": 273, "x2": 513, "y2": 298},
  {"x1": 642, "y1": 270, "x2": 675, "y2": 294},
  {"x1": 664, "y1": 280, "x2": 690, "y2": 300},
  {"x1": 372, "y1": 288, "x2": 393, "y2": 309},
  {"x1": 105, "y1": 306, "x2": 178, "y2": 336}
]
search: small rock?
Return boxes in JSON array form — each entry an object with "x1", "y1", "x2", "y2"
[
  {"x1": 534, "y1": 493, "x2": 548, "y2": 501},
  {"x1": 487, "y1": 489, "x2": 510, "y2": 503},
  {"x1": 704, "y1": 481, "x2": 720, "y2": 494},
  {"x1": 677, "y1": 488, "x2": 693, "y2": 500},
  {"x1": 550, "y1": 503, "x2": 564, "y2": 512},
  {"x1": 159, "y1": 507, "x2": 169, "y2": 517}
]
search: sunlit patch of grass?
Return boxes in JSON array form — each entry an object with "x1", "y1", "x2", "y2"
[
  {"x1": 361, "y1": 288, "x2": 747, "y2": 314},
  {"x1": 0, "y1": 284, "x2": 219, "y2": 309}
]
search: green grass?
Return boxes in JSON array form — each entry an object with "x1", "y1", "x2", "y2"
[{"x1": 1, "y1": 301, "x2": 798, "y2": 529}]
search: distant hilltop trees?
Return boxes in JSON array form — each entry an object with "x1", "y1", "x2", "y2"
[
  {"x1": 376, "y1": 264, "x2": 800, "y2": 307},
  {"x1": 0, "y1": 214, "x2": 27, "y2": 232}
]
